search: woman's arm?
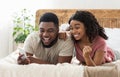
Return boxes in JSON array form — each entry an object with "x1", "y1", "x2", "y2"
[
  {"x1": 59, "y1": 31, "x2": 71, "y2": 40},
  {"x1": 83, "y1": 46, "x2": 104, "y2": 66},
  {"x1": 93, "y1": 50, "x2": 104, "y2": 65}
]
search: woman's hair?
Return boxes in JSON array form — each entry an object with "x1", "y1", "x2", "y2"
[{"x1": 68, "y1": 10, "x2": 108, "y2": 42}]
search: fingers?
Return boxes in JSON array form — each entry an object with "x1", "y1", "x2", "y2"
[
  {"x1": 63, "y1": 32, "x2": 67, "y2": 41},
  {"x1": 83, "y1": 46, "x2": 92, "y2": 58},
  {"x1": 59, "y1": 31, "x2": 67, "y2": 40},
  {"x1": 83, "y1": 46, "x2": 92, "y2": 52},
  {"x1": 17, "y1": 55, "x2": 30, "y2": 65},
  {"x1": 26, "y1": 58, "x2": 31, "y2": 64}
]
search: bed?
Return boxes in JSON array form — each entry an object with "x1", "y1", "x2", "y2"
[{"x1": 0, "y1": 9, "x2": 120, "y2": 77}]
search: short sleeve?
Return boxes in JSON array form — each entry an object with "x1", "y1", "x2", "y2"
[
  {"x1": 98, "y1": 40, "x2": 107, "y2": 51},
  {"x1": 59, "y1": 36, "x2": 74, "y2": 56},
  {"x1": 23, "y1": 32, "x2": 38, "y2": 54},
  {"x1": 93, "y1": 36, "x2": 107, "y2": 52}
]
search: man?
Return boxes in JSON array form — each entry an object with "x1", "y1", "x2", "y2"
[{"x1": 17, "y1": 12, "x2": 74, "y2": 65}]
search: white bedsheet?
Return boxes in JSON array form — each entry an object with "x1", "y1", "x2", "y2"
[
  {"x1": 0, "y1": 50, "x2": 120, "y2": 77},
  {"x1": 0, "y1": 51, "x2": 84, "y2": 77},
  {"x1": 84, "y1": 60, "x2": 120, "y2": 77}
]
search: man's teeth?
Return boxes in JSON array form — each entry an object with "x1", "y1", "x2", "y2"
[{"x1": 44, "y1": 38, "x2": 49, "y2": 42}]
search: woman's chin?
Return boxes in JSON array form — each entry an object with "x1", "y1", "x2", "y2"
[{"x1": 74, "y1": 38, "x2": 80, "y2": 41}]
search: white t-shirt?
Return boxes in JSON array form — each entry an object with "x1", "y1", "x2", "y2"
[{"x1": 23, "y1": 31, "x2": 74, "y2": 64}]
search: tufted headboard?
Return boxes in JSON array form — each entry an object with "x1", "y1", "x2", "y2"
[{"x1": 36, "y1": 9, "x2": 120, "y2": 28}]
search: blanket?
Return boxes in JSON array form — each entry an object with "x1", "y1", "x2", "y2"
[
  {"x1": 0, "y1": 50, "x2": 120, "y2": 77},
  {"x1": 84, "y1": 60, "x2": 120, "y2": 77},
  {"x1": 0, "y1": 51, "x2": 84, "y2": 77}
]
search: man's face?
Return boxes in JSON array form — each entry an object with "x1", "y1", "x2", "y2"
[{"x1": 39, "y1": 22, "x2": 59, "y2": 46}]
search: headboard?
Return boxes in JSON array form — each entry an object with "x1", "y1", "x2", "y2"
[{"x1": 36, "y1": 9, "x2": 120, "y2": 28}]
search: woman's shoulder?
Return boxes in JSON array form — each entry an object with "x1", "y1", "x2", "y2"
[
  {"x1": 92, "y1": 36, "x2": 106, "y2": 47},
  {"x1": 93, "y1": 36, "x2": 106, "y2": 43}
]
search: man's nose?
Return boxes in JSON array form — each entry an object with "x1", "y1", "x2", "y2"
[{"x1": 43, "y1": 32, "x2": 49, "y2": 37}]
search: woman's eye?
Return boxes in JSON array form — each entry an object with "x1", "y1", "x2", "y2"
[
  {"x1": 75, "y1": 27, "x2": 80, "y2": 29},
  {"x1": 69, "y1": 27, "x2": 73, "y2": 30}
]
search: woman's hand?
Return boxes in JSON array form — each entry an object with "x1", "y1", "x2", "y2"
[
  {"x1": 59, "y1": 31, "x2": 67, "y2": 40},
  {"x1": 83, "y1": 46, "x2": 92, "y2": 58}
]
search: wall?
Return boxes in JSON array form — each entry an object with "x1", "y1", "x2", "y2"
[{"x1": 0, "y1": 0, "x2": 120, "y2": 59}]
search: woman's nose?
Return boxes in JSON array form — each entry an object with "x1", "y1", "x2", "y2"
[{"x1": 71, "y1": 29, "x2": 77, "y2": 34}]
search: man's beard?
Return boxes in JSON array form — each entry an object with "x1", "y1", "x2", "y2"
[{"x1": 41, "y1": 36, "x2": 58, "y2": 48}]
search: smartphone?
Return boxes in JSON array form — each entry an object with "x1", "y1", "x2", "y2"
[{"x1": 18, "y1": 47, "x2": 27, "y2": 59}]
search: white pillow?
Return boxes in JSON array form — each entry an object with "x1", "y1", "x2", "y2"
[
  {"x1": 0, "y1": 50, "x2": 19, "y2": 64},
  {"x1": 105, "y1": 28, "x2": 120, "y2": 51},
  {"x1": 59, "y1": 23, "x2": 70, "y2": 31}
]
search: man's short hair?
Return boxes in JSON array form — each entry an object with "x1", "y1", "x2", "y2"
[{"x1": 39, "y1": 12, "x2": 59, "y2": 27}]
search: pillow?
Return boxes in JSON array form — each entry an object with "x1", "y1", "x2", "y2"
[
  {"x1": 59, "y1": 23, "x2": 70, "y2": 31},
  {"x1": 0, "y1": 50, "x2": 19, "y2": 64},
  {"x1": 112, "y1": 49, "x2": 120, "y2": 60},
  {"x1": 105, "y1": 28, "x2": 120, "y2": 51}
]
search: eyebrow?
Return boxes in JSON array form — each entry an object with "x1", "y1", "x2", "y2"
[
  {"x1": 40, "y1": 27, "x2": 55, "y2": 29},
  {"x1": 74, "y1": 23, "x2": 80, "y2": 26},
  {"x1": 70, "y1": 23, "x2": 80, "y2": 27}
]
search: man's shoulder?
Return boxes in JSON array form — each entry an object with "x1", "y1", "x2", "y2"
[
  {"x1": 27, "y1": 31, "x2": 39, "y2": 38},
  {"x1": 58, "y1": 35, "x2": 73, "y2": 44},
  {"x1": 26, "y1": 31, "x2": 40, "y2": 42},
  {"x1": 59, "y1": 35, "x2": 71, "y2": 40},
  {"x1": 29, "y1": 31, "x2": 39, "y2": 36}
]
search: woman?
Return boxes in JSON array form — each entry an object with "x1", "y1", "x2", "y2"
[{"x1": 66, "y1": 10, "x2": 115, "y2": 66}]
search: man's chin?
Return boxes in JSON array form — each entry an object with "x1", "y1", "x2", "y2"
[
  {"x1": 42, "y1": 41, "x2": 52, "y2": 48},
  {"x1": 41, "y1": 37, "x2": 58, "y2": 48},
  {"x1": 43, "y1": 41, "x2": 50, "y2": 45},
  {"x1": 44, "y1": 43, "x2": 50, "y2": 46},
  {"x1": 42, "y1": 43, "x2": 52, "y2": 48}
]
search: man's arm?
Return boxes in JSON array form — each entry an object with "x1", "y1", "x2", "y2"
[
  {"x1": 18, "y1": 52, "x2": 73, "y2": 65},
  {"x1": 27, "y1": 56, "x2": 52, "y2": 64},
  {"x1": 27, "y1": 53, "x2": 73, "y2": 64},
  {"x1": 27, "y1": 56, "x2": 72, "y2": 64},
  {"x1": 17, "y1": 52, "x2": 52, "y2": 64},
  {"x1": 27, "y1": 52, "x2": 52, "y2": 64},
  {"x1": 58, "y1": 56, "x2": 72, "y2": 63}
]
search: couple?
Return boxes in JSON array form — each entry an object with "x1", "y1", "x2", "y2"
[{"x1": 17, "y1": 10, "x2": 115, "y2": 66}]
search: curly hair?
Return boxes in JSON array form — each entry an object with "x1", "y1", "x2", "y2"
[{"x1": 68, "y1": 10, "x2": 108, "y2": 43}]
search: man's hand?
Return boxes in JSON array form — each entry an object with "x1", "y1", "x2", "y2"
[{"x1": 17, "y1": 54, "x2": 30, "y2": 65}]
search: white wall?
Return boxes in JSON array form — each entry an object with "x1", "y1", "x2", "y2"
[{"x1": 0, "y1": 0, "x2": 120, "y2": 59}]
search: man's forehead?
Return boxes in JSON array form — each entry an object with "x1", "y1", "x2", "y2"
[{"x1": 39, "y1": 22, "x2": 57, "y2": 29}]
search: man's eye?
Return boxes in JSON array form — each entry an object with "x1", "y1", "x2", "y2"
[{"x1": 40, "y1": 29, "x2": 44, "y2": 32}]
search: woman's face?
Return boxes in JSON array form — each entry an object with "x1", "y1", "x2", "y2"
[{"x1": 69, "y1": 20, "x2": 86, "y2": 41}]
